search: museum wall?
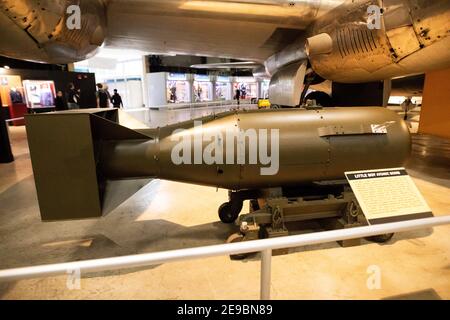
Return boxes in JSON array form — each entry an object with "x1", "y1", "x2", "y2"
[{"x1": 419, "y1": 67, "x2": 450, "y2": 139}]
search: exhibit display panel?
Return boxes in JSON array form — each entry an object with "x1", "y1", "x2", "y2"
[
  {"x1": 345, "y1": 168, "x2": 433, "y2": 224},
  {"x1": 233, "y1": 77, "x2": 258, "y2": 99},
  {"x1": 193, "y1": 75, "x2": 212, "y2": 102},
  {"x1": 167, "y1": 73, "x2": 190, "y2": 103},
  {"x1": 216, "y1": 76, "x2": 231, "y2": 100},
  {"x1": 1, "y1": 75, "x2": 24, "y2": 106},
  {"x1": 0, "y1": 75, "x2": 26, "y2": 125},
  {"x1": 22, "y1": 80, "x2": 56, "y2": 110},
  {"x1": 215, "y1": 82, "x2": 230, "y2": 100}
]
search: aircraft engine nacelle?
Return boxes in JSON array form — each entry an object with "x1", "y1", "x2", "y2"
[
  {"x1": 306, "y1": 0, "x2": 450, "y2": 83},
  {"x1": 0, "y1": 0, "x2": 106, "y2": 64}
]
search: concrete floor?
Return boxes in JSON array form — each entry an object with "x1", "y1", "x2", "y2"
[{"x1": 0, "y1": 109, "x2": 449, "y2": 300}]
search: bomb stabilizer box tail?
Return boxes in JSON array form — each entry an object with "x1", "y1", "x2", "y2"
[{"x1": 25, "y1": 109, "x2": 150, "y2": 221}]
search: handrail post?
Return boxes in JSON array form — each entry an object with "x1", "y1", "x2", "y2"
[{"x1": 260, "y1": 249, "x2": 272, "y2": 300}]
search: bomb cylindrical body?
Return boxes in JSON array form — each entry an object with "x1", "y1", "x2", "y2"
[{"x1": 101, "y1": 107, "x2": 411, "y2": 190}]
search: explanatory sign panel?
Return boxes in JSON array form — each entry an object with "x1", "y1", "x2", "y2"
[{"x1": 345, "y1": 168, "x2": 433, "y2": 224}]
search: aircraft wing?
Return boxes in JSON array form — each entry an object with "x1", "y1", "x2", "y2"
[{"x1": 104, "y1": 0, "x2": 339, "y2": 61}]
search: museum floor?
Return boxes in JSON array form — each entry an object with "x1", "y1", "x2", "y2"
[{"x1": 0, "y1": 111, "x2": 449, "y2": 300}]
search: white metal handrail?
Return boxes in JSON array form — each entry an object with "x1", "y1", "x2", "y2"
[
  {"x1": 168, "y1": 102, "x2": 254, "y2": 111},
  {"x1": 4, "y1": 117, "x2": 25, "y2": 123},
  {"x1": 0, "y1": 215, "x2": 449, "y2": 299},
  {"x1": 126, "y1": 100, "x2": 256, "y2": 112}
]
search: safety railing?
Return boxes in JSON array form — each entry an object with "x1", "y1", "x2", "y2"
[
  {"x1": 4, "y1": 117, "x2": 25, "y2": 123},
  {"x1": 0, "y1": 215, "x2": 449, "y2": 299},
  {"x1": 126, "y1": 99, "x2": 256, "y2": 112}
]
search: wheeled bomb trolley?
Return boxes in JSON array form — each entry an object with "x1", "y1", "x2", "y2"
[{"x1": 218, "y1": 182, "x2": 394, "y2": 258}]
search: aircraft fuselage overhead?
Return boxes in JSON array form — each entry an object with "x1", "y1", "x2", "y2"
[{"x1": 1, "y1": 0, "x2": 449, "y2": 93}]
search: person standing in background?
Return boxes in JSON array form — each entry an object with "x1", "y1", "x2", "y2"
[
  {"x1": 54, "y1": 91, "x2": 67, "y2": 111},
  {"x1": 104, "y1": 84, "x2": 112, "y2": 104},
  {"x1": 66, "y1": 83, "x2": 80, "y2": 109},
  {"x1": 235, "y1": 88, "x2": 241, "y2": 106},
  {"x1": 96, "y1": 83, "x2": 110, "y2": 108},
  {"x1": 111, "y1": 89, "x2": 123, "y2": 108},
  {"x1": 169, "y1": 86, "x2": 177, "y2": 103}
]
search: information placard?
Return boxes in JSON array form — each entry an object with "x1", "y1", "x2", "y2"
[{"x1": 345, "y1": 168, "x2": 433, "y2": 224}]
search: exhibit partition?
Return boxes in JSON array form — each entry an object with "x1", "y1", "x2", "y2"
[
  {"x1": 419, "y1": 67, "x2": 450, "y2": 139},
  {"x1": 147, "y1": 72, "x2": 170, "y2": 106}
]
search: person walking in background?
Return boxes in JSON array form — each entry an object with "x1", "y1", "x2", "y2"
[
  {"x1": 66, "y1": 83, "x2": 80, "y2": 109},
  {"x1": 54, "y1": 91, "x2": 67, "y2": 111},
  {"x1": 104, "y1": 84, "x2": 112, "y2": 104},
  {"x1": 111, "y1": 89, "x2": 123, "y2": 108},
  {"x1": 235, "y1": 88, "x2": 241, "y2": 106},
  {"x1": 96, "y1": 83, "x2": 110, "y2": 108},
  {"x1": 401, "y1": 96, "x2": 415, "y2": 121}
]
